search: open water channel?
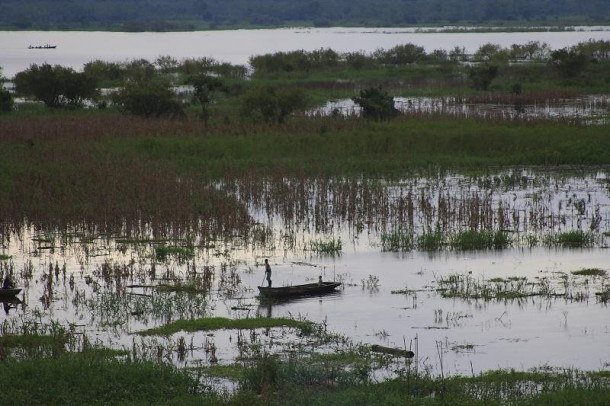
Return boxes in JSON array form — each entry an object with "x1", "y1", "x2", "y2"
[{"x1": 1, "y1": 27, "x2": 610, "y2": 77}]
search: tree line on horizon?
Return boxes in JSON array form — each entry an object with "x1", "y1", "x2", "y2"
[
  {"x1": 2, "y1": 39, "x2": 608, "y2": 119},
  {"x1": 0, "y1": 0, "x2": 608, "y2": 30}
]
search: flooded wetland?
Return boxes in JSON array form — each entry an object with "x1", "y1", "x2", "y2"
[
  {"x1": 1, "y1": 28, "x2": 610, "y2": 404},
  {"x1": 2, "y1": 168, "x2": 610, "y2": 379}
]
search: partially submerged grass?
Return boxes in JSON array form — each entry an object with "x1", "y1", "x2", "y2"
[
  {"x1": 381, "y1": 232, "x2": 413, "y2": 252},
  {"x1": 571, "y1": 268, "x2": 606, "y2": 277},
  {"x1": 450, "y1": 230, "x2": 512, "y2": 250},
  {"x1": 437, "y1": 273, "x2": 541, "y2": 300},
  {"x1": 155, "y1": 245, "x2": 195, "y2": 262},
  {"x1": 137, "y1": 317, "x2": 315, "y2": 336},
  {"x1": 543, "y1": 231, "x2": 595, "y2": 248},
  {"x1": 309, "y1": 238, "x2": 342, "y2": 254}
]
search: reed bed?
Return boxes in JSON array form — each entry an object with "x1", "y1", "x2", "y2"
[{"x1": 1, "y1": 111, "x2": 609, "y2": 247}]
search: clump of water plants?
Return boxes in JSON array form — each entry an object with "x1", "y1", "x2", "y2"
[
  {"x1": 571, "y1": 268, "x2": 606, "y2": 277},
  {"x1": 309, "y1": 238, "x2": 342, "y2": 255},
  {"x1": 543, "y1": 231, "x2": 595, "y2": 248}
]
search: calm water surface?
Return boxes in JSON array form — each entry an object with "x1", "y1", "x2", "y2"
[
  {"x1": 2, "y1": 170, "x2": 609, "y2": 376},
  {"x1": 1, "y1": 27, "x2": 610, "y2": 77}
]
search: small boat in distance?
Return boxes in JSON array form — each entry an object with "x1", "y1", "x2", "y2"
[
  {"x1": 28, "y1": 44, "x2": 57, "y2": 49},
  {"x1": 0, "y1": 288, "x2": 21, "y2": 298},
  {"x1": 258, "y1": 281, "x2": 341, "y2": 298}
]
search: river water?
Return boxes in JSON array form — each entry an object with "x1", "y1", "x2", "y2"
[{"x1": 1, "y1": 27, "x2": 610, "y2": 77}]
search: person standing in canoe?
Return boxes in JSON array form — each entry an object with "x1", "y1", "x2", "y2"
[{"x1": 264, "y1": 259, "x2": 272, "y2": 287}]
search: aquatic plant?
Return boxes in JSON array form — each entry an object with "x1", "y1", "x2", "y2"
[{"x1": 308, "y1": 238, "x2": 342, "y2": 254}]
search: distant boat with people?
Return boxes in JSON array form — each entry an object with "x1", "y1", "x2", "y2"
[{"x1": 28, "y1": 44, "x2": 57, "y2": 49}]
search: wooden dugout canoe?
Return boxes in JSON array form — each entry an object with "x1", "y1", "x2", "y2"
[{"x1": 258, "y1": 282, "x2": 341, "y2": 298}]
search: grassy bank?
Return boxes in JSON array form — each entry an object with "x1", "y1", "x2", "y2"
[{"x1": 2, "y1": 353, "x2": 609, "y2": 405}]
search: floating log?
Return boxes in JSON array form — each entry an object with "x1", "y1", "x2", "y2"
[{"x1": 371, "y1": 344, "x2": 414, "y2": 358}]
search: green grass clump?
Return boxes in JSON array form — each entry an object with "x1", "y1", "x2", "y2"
[
  {"x1": 137, "y1": 316, "x2": 314, "y2": 336},
  {"x1": 0, "y1": 254, "x2": 10, "y2": 260},
  {"x1": 155, "y1": 245, "x2": 195, "y2": 262},
  {"x1": 0, "y1": 355, "x2": 228, "y2": 405},
  {"x1": 437, "y1": 273, "x2": 538, "y2": 300},
  {"x1": 309, "y1": 238, "x2": 342, "y2": 254},
  {"x1": 381, "y1": 232, "x2": 413, "y2": 252},
  {"x1": 450, "y1": 230, "x2": 511, "y2": 250},
  {"x1": 571, "y1": 268, "x2": 606, "y2": 277},
  {"x1": 544, "y1": 231, "x2": 595, "y2": 248},
  {"x1": 417, "y1": 232, "x2": 445, "y2": 251}
]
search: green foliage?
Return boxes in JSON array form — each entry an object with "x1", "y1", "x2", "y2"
[
  {"x1": 1, "y1": 0, "x2": 608, "y2": 30},
  {"x1": 240, "y1": 86, "x2": 307, "y2": 124},
  {"x1": 0, "y1": 88, "x2": 13, "y2": 114},
  {"x1": 550, "y1": 48, "x2": 589, "y2": 77},
  {"x1": 381, "y1": 232, "x2": 413, "y2": 251},
  {"x1": 451, "y1": 230, "x2": 512, "y2": 250},
  {"x1": 543, "y1": 231, "x2": 595, "y2": 248},
  {"x1": 571, "y1": 268, "x2": 606, "y2": 277},
  {"x1": 137, "y1": 317, "x2": 315, "y2": 336},
  {"x1": 250, "y1": 49, "x2": 340, "y2": 75},
  {"x1": 154, "y1": 245, "x2": 195, "y2": 262},
  {"x1": 468, "y1": 64, "x2": 499, "y2": 90},
  {"x1": 188, "y1": 74, "x2": 226, "y2": 124},
  {"x1": 0, "y1": 356, "x2": 216, "y2": 405},
  {"x1": 375, "y1": 43, "x2": 426, "y2": 64},
  {"x1": 353, "y1": 87, "x2": 399, "y2": 121},
  {"x1": 113, "y1": 77, "x2": 185, "y2": 118},
  {"x1": 473, "y1": 43, "x2": 510, "y2": 64},
  {"x1": 309, "y1": 238, "x2": 343, "y2": 254},
  {"x1": 83, "y1": 59, "x2": 124, "y2": 85},
  {"x1": 417, "y1": 232, "x2": 445, "y2": 251},
  {"x1": 13, "y1": 63, "x2": 98, "y2": 108}
]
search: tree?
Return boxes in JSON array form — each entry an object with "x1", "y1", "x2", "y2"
[
  {"x1": 353, "y1": 87, "x2": 399, "y2": 121},
  {"x1": 13, "y1": 64, "x2": 98, "y2": 108},
  {"x1": 188, "y1": 75, "x2": 227, "y2": 125},
  {"x1": 549, "y1": 48, "x2": 589, "y2": 77},
  {"x1": 473, "y1": 43, "x2": 510, "y2": 64},
  {"x1": 468, "y1": 64, "x2": 499, "y2": 91},
  {"x1": 376, "y1": 43, "x2": 426, "y2": 65},
  {"x1": 113, "y1": 78, "x2": 185, "y2": 118},
  {"x1": 0, "y1": 89, "x2": 13, "y2": 114},
  {"x1": 240, "y1": 86, "x2": 307, "y2": 124}
]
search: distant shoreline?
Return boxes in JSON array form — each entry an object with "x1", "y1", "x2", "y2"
[{"x1": 1, "y1": 24, "x2": 609, "y2": 34}]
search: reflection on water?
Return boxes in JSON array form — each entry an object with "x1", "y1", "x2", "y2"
[
  {"x1": 310, "y1": 95, "x2": 610, "y2": 123},
  {"x1": 1, "y1": 169, "x2": 609, "y2": 376}
]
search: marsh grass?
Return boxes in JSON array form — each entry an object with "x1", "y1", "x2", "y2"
[
  {"x1": 543, "y1": 231, "x2": 595, "y2": 248},
  {"x1": 237, "y1": 353, "x2": 610, "y2": 405},
  {"x1": 437, "y1": 274, "x2": 542, "y2": 300},
  {"x1": 450, "y1": 231, "x2": 512, "y2": 250},
  {"x1": 572, "y1": 268, "x2": 606, "y2": 277},
  {"x1": 155, "y1": 245, "x2": 195, "y2": 262},
  {"x1": 137, "y1": 317, "x2": 314, "y2": 336},
  {"x1": 0, "y1": 355, "x2": 213, "y2": 405},
  {"x1": 309, "y1": 238, "x2": 343, "y2": 254},
  {"x1": 381, "y1": 232, "x2": 413, "y2": 251},
  {"x1": 418, "y1": 232, "x2": 445, "y2": 251}
]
